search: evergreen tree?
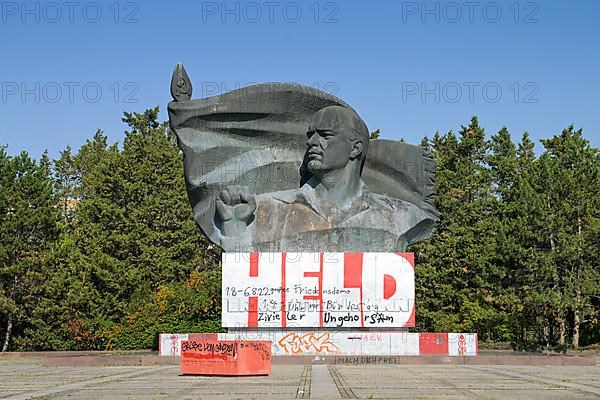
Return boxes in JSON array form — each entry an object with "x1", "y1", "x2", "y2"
[
  {"x1": 0, "y1": 150, "x2": 60, "y2": 351},
  {"x1": 53, "y1": 146, "x2": 79, "y2": 226},
  {"x1": 415, "y1": 119, "x2": 513, "y2": 343},
  {"x1": 60, "y1": 107, "x2": 220, "y2": 348},
  {"x1": 539, "y1": 126, "x2": 600, "y2": 348}
]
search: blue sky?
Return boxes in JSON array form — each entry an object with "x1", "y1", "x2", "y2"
[{"x1": 1, "y1": 0, "x2": 599, "y2": 158}]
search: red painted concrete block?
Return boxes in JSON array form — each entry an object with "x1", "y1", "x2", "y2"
[
  {"x1": 419, "y1": 333, "x2": 449, "y2": 355},
  {"x1": 180, "y1": 339, "x2": 272, "y2": 376}
]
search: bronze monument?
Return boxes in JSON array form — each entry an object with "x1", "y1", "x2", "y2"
[{"x1": 168, "y1": 64, "x2": 438, "y2": 252}]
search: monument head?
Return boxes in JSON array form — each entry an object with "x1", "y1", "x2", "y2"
[{"x1": 305, "y1": 105, "x2": 369, "y2": 178}]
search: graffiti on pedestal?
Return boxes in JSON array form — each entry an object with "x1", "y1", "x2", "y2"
[
  {"x1": 278, "y1": 332, "x2": 339, "y2": 354},
  {"x1": 158, "y1": 333, "x2": 189, "y2": 356},
  {"x1": 222, "y1": 252, "x2": 415, "y2": 328}
]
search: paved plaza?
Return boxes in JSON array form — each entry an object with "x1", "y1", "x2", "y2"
[{"x1": 0, "y1": 359, "x2": 598, "y2": 399}]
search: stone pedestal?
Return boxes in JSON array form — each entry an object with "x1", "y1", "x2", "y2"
[{"x1": 172, "y1": 252, "x2": 477, "y2": 366}]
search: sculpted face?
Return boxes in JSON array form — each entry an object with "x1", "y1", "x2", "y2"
[{"x1": 305, "y1": 106, "x2": 356, "y2": 176}]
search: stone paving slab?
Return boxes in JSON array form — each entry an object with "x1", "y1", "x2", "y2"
[
  {"x1": 0, "y1": 360, "x2": 598, "y2": 399},
  {"x1": 0, "y1": 351, "x2": 583, "y2": 368},
  {"x1": 336, "y1": 364, "x2": 600, "y2": 399}
]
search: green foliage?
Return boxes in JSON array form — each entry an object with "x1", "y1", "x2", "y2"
[
  {"x1": 414, "y1": 119, "x2": 600, "y2": 350},
  {"x1": 1, "y1": 107, "x2": 220, "y2": 351},
  {"x1": 370, "y1": 129, "x2": 381, "y2": 140},
  {"x1": 103, "y1": 270, "x2": 223, "y2": 350},
  {"x1": 415, "y1": 118, "x2": 503, "y2": 341},
  {"x1": 0, "y1": 149, "x2": 60, "y2": 351}
]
